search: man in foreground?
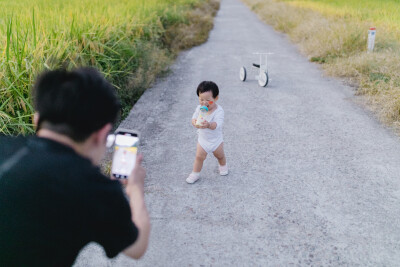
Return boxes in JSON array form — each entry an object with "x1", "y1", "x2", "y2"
[{"x1": 0, "y1": 67, "x2": 150, "y2": 266}]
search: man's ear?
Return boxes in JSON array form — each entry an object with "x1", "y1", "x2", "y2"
[
  {"x1": 33, "y1": 113, "x2": 40, "y2": 129},
  {"x1": 95, "y1": 123, "x2": 112, "y2": 145},
  {"x1": 215, "y1": 96, "x2": 219, "y2": 101}
]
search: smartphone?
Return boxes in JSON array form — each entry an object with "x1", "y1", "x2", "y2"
[{"x1": 111, "y1": 129, "x2": 139, "y2": 179}]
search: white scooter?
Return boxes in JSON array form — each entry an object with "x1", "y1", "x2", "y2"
[{"x1": 239, "y1": 52, "x2": 272, "y2": 87}]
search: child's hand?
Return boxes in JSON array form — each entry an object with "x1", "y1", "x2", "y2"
[
  {"x1": 199, "y1": 121, "x2": 210, "y2": 129},
  {"x1": 192, "y1": 118, "x2": 197, "y2": 127}
]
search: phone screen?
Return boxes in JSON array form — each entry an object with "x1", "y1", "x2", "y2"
[{"x1": 111, "y1": 132, "x2": 139, "y2": 179}]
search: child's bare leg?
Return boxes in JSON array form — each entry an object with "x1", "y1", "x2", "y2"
[
  {"x1": 193, "y1": 143, "x2": 208, "y2": 172},
  {"x1": 213, "y1": 143, "x2": 226, "y2": 166}
]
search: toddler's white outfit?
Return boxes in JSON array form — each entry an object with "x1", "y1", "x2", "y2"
[{"x1": 192, "y1": 104, "x2": 224, "y2": 154}]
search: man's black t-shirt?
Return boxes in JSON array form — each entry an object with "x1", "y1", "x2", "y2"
[{"x1": 0, "y1": 136, "x2": 138, "y2": 266}]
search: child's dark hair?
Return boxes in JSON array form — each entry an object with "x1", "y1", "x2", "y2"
[{"x1": 196, "y1": 81, "x2": 219, "y2": 98}]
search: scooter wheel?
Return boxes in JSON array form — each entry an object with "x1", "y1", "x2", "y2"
[
  {"x1": 239, "y1": 67, "x2": 247, "y2": 81},
  {"x1": 258, "y1": 72, "x2": 268, "y2": 87}
]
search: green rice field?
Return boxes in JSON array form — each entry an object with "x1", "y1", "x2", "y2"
[
  {"x1": 282, "y1": 0, "x2": 400, "y2": 34},
  {"x1": 0, "y1": 0, "x2": 209, "y2": 135}
]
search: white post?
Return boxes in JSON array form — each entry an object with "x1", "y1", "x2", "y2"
[{"x1": 367, "y1": 27, "x2": 376, "y2": 52}]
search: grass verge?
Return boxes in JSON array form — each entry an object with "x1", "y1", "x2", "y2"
[{"x1": 242, "y1": 0, "x2": 400, "y2": 129}]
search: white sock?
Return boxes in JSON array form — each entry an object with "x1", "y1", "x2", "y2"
[{"x1": 191, "y1": 172, "x2": 200, "y2": 177}]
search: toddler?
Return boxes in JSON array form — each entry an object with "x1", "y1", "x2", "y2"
[{"x1": 186, "y1": 81, "x2": 228, "y2": 184}]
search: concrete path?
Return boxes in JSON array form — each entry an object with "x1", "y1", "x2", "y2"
[{"x1": 74, "y1": 0, "x2": 400, "y2": 265}]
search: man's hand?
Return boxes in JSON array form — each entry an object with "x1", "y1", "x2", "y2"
[
  {"x1": 126, "y1": 154, "x2": 146, "y2": 196},
  {"x1": 191, "y1": 118, "x2": 197, "y2": 127},
  {"x1": 110, "y1": 155, "x2": 145, "y2": 188},
  {"x1": 123, "y1": 153, "x2": 150, "y2": 259}
]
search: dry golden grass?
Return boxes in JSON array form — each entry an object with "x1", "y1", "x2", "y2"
[
  {"x1": 329, "y1": 52, "x2": 400, "y2": 126},
  {"x1": 243, "y1": 0, "x2": 400, "y2": 130},
  {"x1": 164, "y1": 0, "x2": 220, "y2": 52}
]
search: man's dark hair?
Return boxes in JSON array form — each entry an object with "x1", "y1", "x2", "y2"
[
  {"x1": 196, "y1": 81, "x2": 219, "y2": 98},
  {"x1": 33, "y1": 67, "x2": 121, "y2": 142}
]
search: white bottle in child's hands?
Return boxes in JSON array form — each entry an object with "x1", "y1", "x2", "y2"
[{"x1": 195, "y1": 106, "x2": 208, "y2": 126}]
